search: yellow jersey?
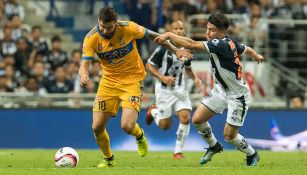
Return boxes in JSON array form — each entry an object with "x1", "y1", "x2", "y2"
[{"x1": 82, "y1": 21, "x2": 148, "y2": 84}]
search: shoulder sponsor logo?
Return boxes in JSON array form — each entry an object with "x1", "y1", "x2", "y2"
[{"x1": 212, "y1": 39, "x2": 219, "y2": 46}]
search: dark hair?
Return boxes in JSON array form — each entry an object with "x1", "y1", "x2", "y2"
[
  {"x1": 208, "y1": 13, "x2": 229, "y2": 30},
  {"x1": 32, "y1": 25, "x2": 42, "y2": 32},
  {"x1": 98, "y1": 7, "x2": 118, "y2": 23},
  {"x1": 51, "y1": 35, "x2": 61, "y2": 43}
]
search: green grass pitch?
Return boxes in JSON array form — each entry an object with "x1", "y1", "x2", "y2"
[{"x1": 0, "y1": 149, "x2": 306, "y2": 175}]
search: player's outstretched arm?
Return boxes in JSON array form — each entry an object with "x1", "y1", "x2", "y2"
[
  {"x1": 155, "y1": 32, "x2": 206, "y2": 51},
  {"x1": 145, "y1": 63, "x2": 175, "y2": 85},
  {"x1": 79, "y1": 60, "x2": 92, "y2": 87},
  {"x1": 146, "y1": 30, "x2": 193, "y2": 61},
  {"x1": 244, "y1": 46, "x2": 264, "y2": 64}
]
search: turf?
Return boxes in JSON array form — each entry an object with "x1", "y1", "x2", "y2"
[{"x1": 0, "y1": 150, "x2": 306, "y2": 175}]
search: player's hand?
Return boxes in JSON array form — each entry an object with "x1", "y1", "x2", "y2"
[
  {"x1": 160, "y1": 75, "x2": 176, "y2": 85},
  {"x1": 176, "y1": 49, "x2": 193, "y2": 62},
  {"x1": 253, "y1": 54, "x2": 264, "y2": 64},
  {"x1": 194, "y1": 78, "x2": 202, "y2": 90},
  {"x1": 80, "y1": 74, "x2": 90, "y2": 87},
  {"x1": 154, "y1": 32, "x2": 170, "y2": 44}
]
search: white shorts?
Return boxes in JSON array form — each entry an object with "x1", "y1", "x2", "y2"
[
  {"x1": 155, "y1": 85, "x2": 192, "y2": 119},
  {"x1": 201, "y1": 84, "x2": 250, "y2": 126}
]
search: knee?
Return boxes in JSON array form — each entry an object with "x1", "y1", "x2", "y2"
[
  {"x1": 224, "y1": 132, "x2": 235, "y2": 142},
  {"x1": 121, "y1": 123, "x2": 135, "y2": 134},
  {"x1": 92, "y1": 124, "x2": 104, "y2": 136},
  {"x1": 179, "y1": 114, "x2": 190, "y2": 125}
]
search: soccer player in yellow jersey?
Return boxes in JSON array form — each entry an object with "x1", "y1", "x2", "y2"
[{"x1": 78, "y1": 7, "x2": 192, "y2": 168}]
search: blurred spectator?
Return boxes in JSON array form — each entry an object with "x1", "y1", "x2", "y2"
[
  {"x1": 48, "y1": 0, "x2": 59, "y2": 18},
  {"x1": 65, "y1": 61, "x2": 80, "y2": 93},
  {"x1": 290, "y1": 95, "x2": 305, "y2": 109},
  {"x1": 30, "y1": 61, "x2": 48, "y2": 89},
  {"x1": 4, "y1": 0, "x2": 25, "y2": 21},
  {"x1": 17, "y1": 76, "x2": 39, "y2": 93},
  {"x1": 0, "y1": 0, "x2": 5, "y2": 39},
  {"x1": 232, "y1": 0, "x2": 249, "y2": 14},
  {"x1": 28, "y1": 25, "x2": 49, "y2": 58},
  {"x1": 123, "y1": 0, "x2": 158, "y2": 58},
  {"x1": 14, "y1": 36, "x2": 32, "y2": 76},
  {"x1": 0, "y1": 68, "x2": 13, "y2": 92},
  {"x1": 270, "y1": 0, "x2": 306, "y2": 61},
  {"x1": 45, "y1": 67, "x2": 74, "y2": 93},
  {"x1": 8, "y1": 14, "x2": 30, "y2": 41},
  {"x1": 259, "y1": 0, "x2": 275, "y2": 17},
  {"x1": 172, "y1": 0, "x2": 197, "y2": 16},
  {"x1": 70, "y1": 49, "x2": 82, "y2": 65},
  {"x1": 0, "y1": 25, "x2": 17, "y2": 55},
  {"x1": 46, "y1": 35, "x2": 68, "y2": 72},
  {"x1": 89, "y1": 61, "x2": 101, "y2": 90},
  {"x1": 5, "y1": 64, "x2": 16, "y2": 90},
  {"x1": 3, "y1": 54, "x2": 15, "y2": 66}
]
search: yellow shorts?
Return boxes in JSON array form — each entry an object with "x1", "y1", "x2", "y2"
[{"x1": 93, "y1": 80, "x2": 143, "y2": 116}]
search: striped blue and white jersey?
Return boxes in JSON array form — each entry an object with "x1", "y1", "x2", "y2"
[
  {"x1": 203, "y1": 35, "x2": 249, "y2": 97},
  {"x1": 147, "y1": 46, "x2": 191, "y2": 90}
]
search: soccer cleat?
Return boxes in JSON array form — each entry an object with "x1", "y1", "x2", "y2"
[
  {"x1": 97, "y1": 155, "x2": 115, "y2": 168},
  {"x1": 146, "y1": 104, "x2": 157, "y2": 125},
  {"x1": 199, "y1": 142, "x2": 223, "y2": 165},
  {"x1": 136, "y1": 129, "x2": 148, "y2": 157},
  {"x1": 246, "y1": 150, "x2": 260, "y2": 166},
  {"x1": 173, "y1": 153, "x2": 185, "y2": 160}
]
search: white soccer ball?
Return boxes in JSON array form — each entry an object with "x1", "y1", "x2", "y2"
[{"x1": 54, "y1": 147, "x2": 79, "y2": 168}]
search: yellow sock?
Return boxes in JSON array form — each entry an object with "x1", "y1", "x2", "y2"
[
  {"x1": 95, "y1": 128, "x2": 113, "y2": 158},
  {"x1": 131, "y1": 123, "x2": 143, "y2": 138}
]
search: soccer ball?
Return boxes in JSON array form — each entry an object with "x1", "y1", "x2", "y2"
[{"x1": 54, "y1": 147, "x2": 79, "y2": 168}]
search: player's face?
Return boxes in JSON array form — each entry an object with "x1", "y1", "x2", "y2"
[
  {"x1": 171, "y1": 21, "x2": 186, "y2": 36},
  {"x1": 206, "y1": 22, "x2": 220, "y2": 40},
  {"x1": 98, "y1": 20, "x2": 117, "y2": 39}
]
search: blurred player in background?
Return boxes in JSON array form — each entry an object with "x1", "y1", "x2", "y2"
[
  {"x1": 79, "y1": 7, "x2": 192, "y2": 168},
  {"x1": 146, "y1": 20, "x2": 201, "y2": 160},
  {"x1": 155, "y1": 13, "x2": 264, "y2": 166}
]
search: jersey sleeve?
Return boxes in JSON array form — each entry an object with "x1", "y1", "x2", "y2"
[
  {"x1": 233, "y1": 39, "x2": 247, "y2": 55},
  {"x1": 82, "y1": 34, "x2": 95, "y2": 61},
  {"x1": 202, "y1": 39, "x2": 227, "y2": 54},
  {"x1": 129, "y1": 21, "x2": 147, "y2": 39},
  {"x1": 147, "y1": 46, "x2": 166, "y2": 68}
]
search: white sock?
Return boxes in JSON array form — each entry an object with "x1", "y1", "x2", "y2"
[
  {"x1": 226, "y1": 133, "x2": 255, "y2": 156},
  {"x1": 174, "y1": 123, "x2": 190, "y2": 154},
  {"x1": 194, "y1": 122, "x2": 217, "y2": 147},
  {"x1": 151, "y1": 108, "x2": 161, "y2": 126}
]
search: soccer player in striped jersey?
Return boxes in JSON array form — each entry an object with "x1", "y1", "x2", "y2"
[
  {"x1": 146, "y1": 20, "x2": 201, "y2": 160},
  {"x1": 155, "y1": 13, "x2": 264, "y2": 166},
  {"x1": 78, "y1": 7, "x2": 192, "y2": 168}
]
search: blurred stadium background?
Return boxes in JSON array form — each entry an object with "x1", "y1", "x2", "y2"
[{"x1": 0, "y1": 0, "x2": 306, "y2": 151}]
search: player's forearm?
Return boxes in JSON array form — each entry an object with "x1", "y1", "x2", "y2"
[
  {"x1": 145, "y1": 63, "x2": 163, "y2": 81},
  {"x1": 167, "y1": 32, "x2": 198, "y2": 50},
  {"x1": 185, "y1": 68, "x2": 196, "y2": 80},
  {"x1": 147, "y1": 30, "x2": 179, "y2": 53},
  {"x1": 146, "y1": 29, "x2": 160, "y2": 42},
  {"x1": 78, "y1": 60, "x2": 91, "y2": 76},
  {"x1": 245, "y1": 47, "x2": 258, "y2": 60}
]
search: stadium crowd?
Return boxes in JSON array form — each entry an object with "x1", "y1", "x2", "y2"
[{"x1": 0, "y1": 0, "x2": 306, "y2": 102}]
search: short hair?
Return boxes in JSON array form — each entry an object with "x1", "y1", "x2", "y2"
[
  {"x1": 208, "y1": 13, "x2": 229, "y2": 31},
  {"x1": 32, "y1": 25, "x2": 42, "y2": 32},
  {"x1": 98, "y1": 7, "x2": 118, "y2": 23},
  {"x1": 51, "y1": 35, "x2": 61, "y2": 43}
]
